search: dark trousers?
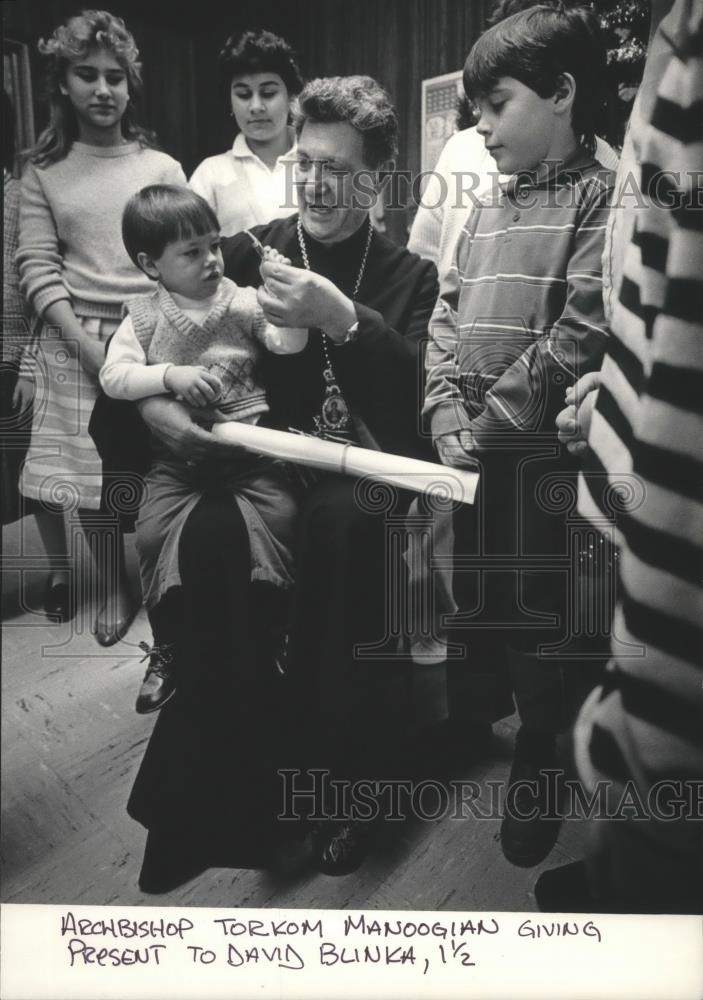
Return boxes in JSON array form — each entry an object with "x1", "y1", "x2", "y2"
[
  {"x1": 448, "y1": 452, "x2": 609, "y2": 735},
  {"x1": 285, "y1": 474, "x2": 414, "y2": 805},
  {"x1": 128, "y1": 491, "x2": 288, "y2": 849}
]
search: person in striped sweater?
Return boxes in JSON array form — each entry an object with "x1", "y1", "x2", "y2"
[
  {"x1": 407, "y1": 0, "x2": 620, "y2": 756},
  {"x1": 424, "y1": 4, "x2": 616, "y2": 867},
  {"x1": 539, "y1": 0, "x2": 703, "y2": 913}
]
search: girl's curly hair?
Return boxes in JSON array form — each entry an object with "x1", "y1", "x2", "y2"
[{"x1": 28, "y1": 9, "x2": 156, "y2": 167}]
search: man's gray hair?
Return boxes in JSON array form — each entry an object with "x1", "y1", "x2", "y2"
[{"x1": 294, "y1": 75, "x2": 399, "y2": 169}]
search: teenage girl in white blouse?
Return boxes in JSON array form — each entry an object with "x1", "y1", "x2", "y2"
[{"x1": 189, "y1": 30, "x2": 304, "y2": 237}]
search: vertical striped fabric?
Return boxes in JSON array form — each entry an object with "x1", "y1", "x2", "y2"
[{"x1": 576, "y1": 0, "x2": 703, "y2": 809}]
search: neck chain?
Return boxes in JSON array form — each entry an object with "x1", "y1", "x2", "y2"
[
  {"x1": 296, "y1": 217, "x2": 373, "y2": 438},
  {"x1": 296, "y1": 215, "x2": 373, "y2": 298}
]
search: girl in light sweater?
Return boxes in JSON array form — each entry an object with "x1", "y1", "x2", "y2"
[{"x1": 15, "y1": 10, "x2": 185, "y2": 645}]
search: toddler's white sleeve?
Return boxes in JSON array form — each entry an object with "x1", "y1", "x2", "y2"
[{"x1": 100, "y1": 316, "x2": 172, "y2": 399}]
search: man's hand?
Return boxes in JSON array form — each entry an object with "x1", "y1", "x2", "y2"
[
  {"x1": 257, "y1": 260, "x2": 357, "y2": 342},
  {"x1": 434, "y1": 430, "x2": 478, "y2": 469},
  {"x1": 164, "y1": 365, "x2": 222, "y2": 407},
  {"x1": 137, "y1": 396, "x2": 231, "y2": 462},
  {"x1": 556, "y1": 371, "x2": 602, "y2": 456},
  {"x1": 261, "y1": 246, "x2": 292, "y2": 266}
]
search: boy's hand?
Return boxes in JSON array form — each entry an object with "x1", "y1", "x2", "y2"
[
  {"x1": 164, "y1": 365, "x2": 222, "y2": 407},
  {"x1": 434, "y1": 430, "x2": 479, "y2": 469},
  {"x1": 556, "y1": 371, "x2": 602, "y2": 456},
  {"x1": 565, "y1": 370, "x2": 602, "y2": 409}
]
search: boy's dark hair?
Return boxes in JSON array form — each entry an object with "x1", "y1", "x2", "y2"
[
  {"x1": 464, "y1": 4, "x2": 606, "y2": 152},
  {"x1": 294, "y1": 75, "x2": 398, "y2": 169},
  {"x1": 122, "y1": 185, "x2": 220, "y2": 273},
  {"x1": 487, "y1": 0, "x2": 584, "y2": 27},
  {"x1": 218, "y1": 29, "x2": 304, "y2": 96}
]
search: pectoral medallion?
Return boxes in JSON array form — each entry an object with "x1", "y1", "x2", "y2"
[
  {"x1": 314, "y1": 364, "x2": 352, "y2": 436},
  {"x1": 297, "y1": 217, "x2": 373, "y2": 443}
]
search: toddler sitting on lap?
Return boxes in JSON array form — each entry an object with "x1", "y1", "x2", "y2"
[{"x1": 101, "y1": 184, "x2": 303, "y2": 714}]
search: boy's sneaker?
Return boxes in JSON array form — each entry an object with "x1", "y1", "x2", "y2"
[
  {"x1": 135, "y1": 641, "x2": 176, "y2": 714},
  {"x1": 500, "y1": 727, "x2": 564, "y2": 867}
]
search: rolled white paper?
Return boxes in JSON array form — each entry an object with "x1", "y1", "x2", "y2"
[{"x1": 212, "y1": 422, "x2": 478, "y2": 505}]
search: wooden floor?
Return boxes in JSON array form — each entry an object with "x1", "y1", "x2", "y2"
[{"x1": 1, "y1": 514, "x2": 588, "y2": 910}]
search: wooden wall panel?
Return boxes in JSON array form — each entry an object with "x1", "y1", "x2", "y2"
[{"x1": 4, "y1": 0, "x2": 489, "y2": 241}]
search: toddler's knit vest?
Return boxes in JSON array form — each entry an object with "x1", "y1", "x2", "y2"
[{"x1": 126, "y1": 277, "x2": 268, "y2": 421}]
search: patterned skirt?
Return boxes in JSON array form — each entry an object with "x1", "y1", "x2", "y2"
[{"x1": 20, "y1": 316, "x2": 118, "y2": 511}]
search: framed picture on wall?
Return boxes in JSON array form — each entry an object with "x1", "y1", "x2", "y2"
[
  {"x1": 420, "y1": 69, "x2": 463, "y2": 174},
  {"x1": 3, "y1": 38, "x2": 35, "y2": 172}
]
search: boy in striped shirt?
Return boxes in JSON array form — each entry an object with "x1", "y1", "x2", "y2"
[{"x1": 424, "y1": 4, "x2": 615, "y2": 867}]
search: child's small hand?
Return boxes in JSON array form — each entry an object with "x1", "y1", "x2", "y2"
[{"x1": 164, "y1": 365, "x2": 222, "y2": 407}]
